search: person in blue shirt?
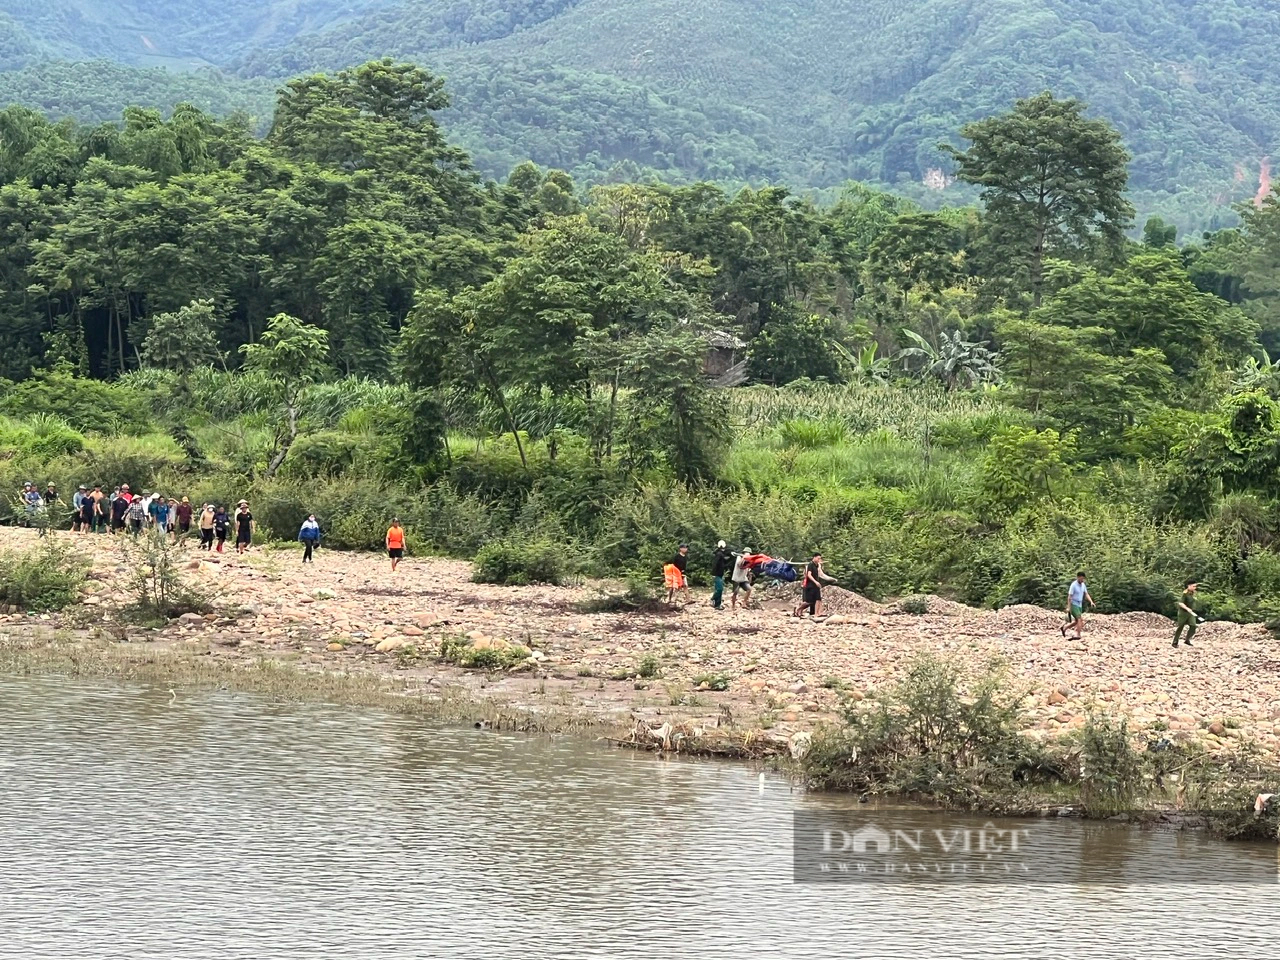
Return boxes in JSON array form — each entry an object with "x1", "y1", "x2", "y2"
[{"x1": 1060, "y1": 571, "x2": 1095, "y2": 641}]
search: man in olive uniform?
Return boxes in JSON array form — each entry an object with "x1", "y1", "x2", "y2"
[{"x1": 1173, "y1": 580, "x2": 1202, "y2": 648}]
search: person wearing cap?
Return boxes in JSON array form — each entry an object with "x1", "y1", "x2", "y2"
[
  {"x1": 234, "y1": 500, "x2": 254, "y2": 554},
  {"x1": 664, "y1": 544, "x2": 691, "y2": 606},
  {"x1": 175, "y1": 496, "x2": 193, "y2": 537},
  {"x1": 730, "y1": 547, "x2": 755, "y2": 610},
  {"x1": 710, "y1": 539, "x2": 734, "y2": 610},
  {"x1": 22, "y1": 482, "x2": 41, "y2": 527}
]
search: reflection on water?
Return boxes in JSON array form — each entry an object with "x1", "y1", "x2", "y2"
[{"x1": 0, "y1": 676, "x2": 1276, "y2": 959}]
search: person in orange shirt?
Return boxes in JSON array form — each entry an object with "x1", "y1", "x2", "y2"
[{"x1": 385, "y1": 518, "x2": 406, "y2": 572}]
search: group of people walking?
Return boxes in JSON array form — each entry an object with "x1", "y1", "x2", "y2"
[
  {"x1": 663, "y1": 542, "x2": 837, "y2": 618},
  {"x1": 17, "y1": 481, "x2": 256, "y2": 553}
]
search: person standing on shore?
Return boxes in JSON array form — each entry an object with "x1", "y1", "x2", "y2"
[
  {"x1": 40, "y1": 482, "x2": 59, "y2": 537},
  {"x1": 234, "y1": 500, "x2": 254, "y2": 554},
  {"x1": 794, "y1": 553, "x2": 837, "y2": 618},
  {"x1": 385, "y1": 518, "x2": 405, "y2": 572},
  {"x1": 730, "y1": 548, "x2": 754, "y2": 610},
  {"x1": 77, "y1": 489, "x2": 95, "y2": 534},
  {"x1": 710, "y1": 540, "x2": 733, "y2": 610},
  {"x1": 299, "y1": 514, "x2": 322, "y2": 563},
  {"x1": 664, "y1": 544, "x2": 691, "y2": 606},
  {"x1": 175, "y1": 497, "x2": 193, "y2": 538},
  {"x1": 213, "y1": 505, "x2": 230, "y2": 552},
  {"x1": 1060, "y1": 571, "x2": 1095, "y2": 641},
  {"x1": 198, "y1": 503, "x2": 216, "y2": 550},
  {"x1": 1173, "y1": 581, "x2": 1202, "y2": 648},
  {"x1": 91, "y1": 485, "x2": 105, "y2": 533},
  {"x1": 110, "y1": 488, "x2": 128, "y2": 534},
  {"x1": 72, "y1": 485, "x2": 87, "y2": 531}
]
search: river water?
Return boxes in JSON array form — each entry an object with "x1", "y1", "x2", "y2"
[{"x1": 1, "y1": 676, "x2": 1277, "y2": 959}]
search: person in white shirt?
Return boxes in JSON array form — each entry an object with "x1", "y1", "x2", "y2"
[{"x1": 1061, "y1": 571, "x2": 1095, "y2": 641}]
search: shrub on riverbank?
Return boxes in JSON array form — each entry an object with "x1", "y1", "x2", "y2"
[
  {"x1": 0, "y1": 540, "x2": 86, "y2": 612},
  {"x1": 803, "y1": 655, "x2": 1054, "y2": 801},
  {"x1": 472, "y1": 539, "x2": 568, "y2": 586}
]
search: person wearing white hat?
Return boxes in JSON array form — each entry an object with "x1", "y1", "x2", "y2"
[{"x1": 711, "y1": 539, "x2": 734, "y2": 610}]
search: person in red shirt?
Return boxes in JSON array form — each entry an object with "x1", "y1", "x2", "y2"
[{"x1": 386, "y1": 519, "x2": 406, "y2": 572}]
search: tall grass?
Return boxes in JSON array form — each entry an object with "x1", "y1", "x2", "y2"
[{"x1": 732, "y1": 382, "x2": 1007, "y2": 438}]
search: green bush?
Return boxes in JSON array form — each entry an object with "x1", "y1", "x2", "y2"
[
  {"x1": 803, "y1": 654, "x2": 1047, "y2": 799},
  {"x1": 472, "y1": 539, "x2": 567, "y2": 585},
  {"x1": 0, "y1": 541, "x2": 86, "y2": 612},
  {"x1": 0, "y1": 363, "x2": 154, "y2": 433},
  {"x1": 779, "y1": 418, "x2": 848, "y2": 449},
  {"x1": 1076, "y1": 713, "x2": 1142, "y2": 818}
]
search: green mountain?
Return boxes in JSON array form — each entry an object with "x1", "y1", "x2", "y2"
[{"x1": 1, "y1": 0, "x2": 1278, "y2": 230}]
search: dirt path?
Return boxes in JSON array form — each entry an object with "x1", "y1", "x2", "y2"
[{"x1": 3, "y1": 528, "x2": 1279, "y2": 758}]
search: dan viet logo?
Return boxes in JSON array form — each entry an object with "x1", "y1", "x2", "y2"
[{"x1": 797, "y1": 816, "x2": 1034, "y2": 880}]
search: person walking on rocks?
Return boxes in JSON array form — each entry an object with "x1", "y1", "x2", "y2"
[
  {"x1": 794, "y1": 553, "x2": 837, "y2": 619},
  {"x1": 127, "y1": 494, "x2": 146, "y2": 537},
  {"x1": 665, "y1": 544, "x2": 691, "y2": 605},
  {"x1": 234, "y1": 500, "x2": 254, "y2": 554},
  {"x1": 1173, "y1": 580, "x2": 1203, "y2": 648},
  {"x1": 175, "y1": 497, "x2": 193, "y2": 537},
  {"x1": 730, "y1": 548, "x2": 754, "y2": 611},
  {"x1": 1060, "y1": 571, "x2": 1095, "y2": 641},
  {"x1": 213, "y1": 505, "x2": 230, "y2": 552},
  {"x1": 299, "y1": 514, "x2": 322, "y2": 563},
  {"x1": 198, "y1": 503, "x2": 216, "y2": 550},
  {"x1": 711, "y1": 540, "x2": 734, "y2": 610},
  {"x1": 385, "y1": 518, "x2": 405, "y2": 572}
]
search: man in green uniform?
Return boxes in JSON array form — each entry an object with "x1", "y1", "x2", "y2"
[{"x1": 1173, "y1": 580, "x2": 1202, "y2": 647}]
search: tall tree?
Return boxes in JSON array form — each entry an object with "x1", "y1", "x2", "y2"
[
  {"x1": 239, "y1": 313, "x2": 329, "y2": 477},
  {"x1": 943, "y1": 92, "x2": 1133, "y2": 307}
]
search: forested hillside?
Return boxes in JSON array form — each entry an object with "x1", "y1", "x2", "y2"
[{"x1": 0, "y1": 0, "x2": 1277, "y2": 230}]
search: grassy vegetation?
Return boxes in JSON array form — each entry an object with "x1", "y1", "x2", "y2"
[
  {"x1": 1, "y1": 370, "x2": 1272, "y2": 626},
  {"x1": 803, "y1": 654, "x2": 1280, "y2": 839}
]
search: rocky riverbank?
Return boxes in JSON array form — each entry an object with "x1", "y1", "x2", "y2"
[{"x1": 2, "y1": 527, "x2": 1280, "y2": 764}]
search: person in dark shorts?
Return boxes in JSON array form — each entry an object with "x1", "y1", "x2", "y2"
[
  {"x1": 234, "y1": 500, "x2": 254, "y2": 554},
  {"x1": 794, "y1": 554, "x2": 836, "y2": 618},
  {"x1": 110, "y1": 490, "x2": 129, "y2": 533},
  {"x1": 198, "y1": 503, "x2": 216, "y2": 550},
  {"x1": 77, "y1": 491, "x2": 95, "y2": 534},
  {"x1": 386, "y1": 518, "x2": 405, "y2": 572}
]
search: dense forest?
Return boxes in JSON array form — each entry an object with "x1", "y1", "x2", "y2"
[
  {"x1": 7, "y1": 60, "x2": 1280, "y2": 627},
  {"x1": 1, "y1": 1, "x2": 1278, "y2": 232}
]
